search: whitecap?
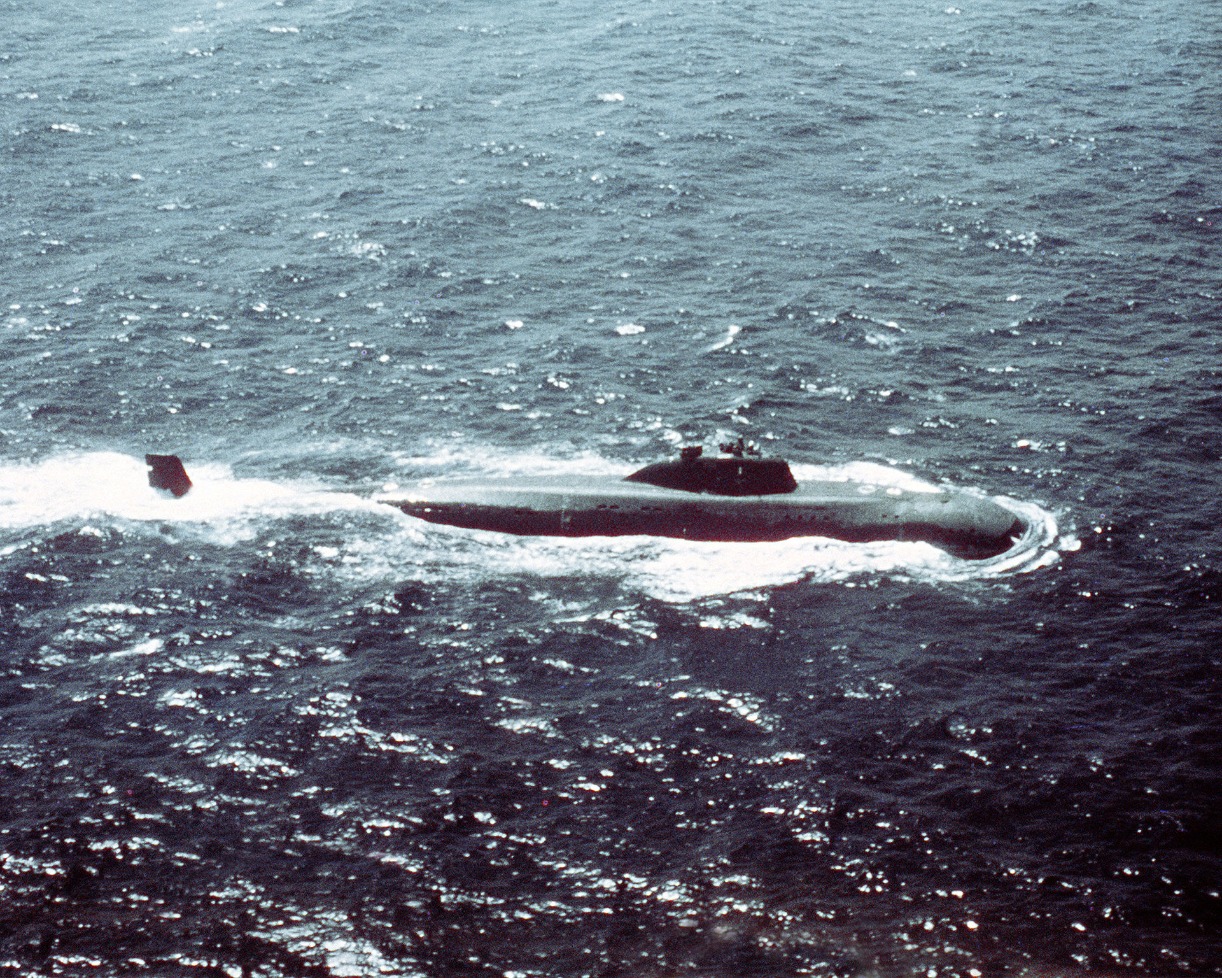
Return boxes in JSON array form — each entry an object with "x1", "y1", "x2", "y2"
[{"x1": 707, "y1": 324, "x2": 740, "y2": 351}]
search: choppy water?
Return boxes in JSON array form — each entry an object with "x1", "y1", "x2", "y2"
[{"x1": 2, "y1": 1, "x2": 1219, "y2": 975}]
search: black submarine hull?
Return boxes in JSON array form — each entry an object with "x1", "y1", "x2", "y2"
[{"x1": 380, "y1": 476, "x2": 1025, "y2": 560}]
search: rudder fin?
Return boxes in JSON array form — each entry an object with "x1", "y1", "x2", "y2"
[{"x1": 146, "y1": 454, "x2": 192, "y2": 497}]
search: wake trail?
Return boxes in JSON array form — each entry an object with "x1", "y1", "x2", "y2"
[{"x1": 0, "y1": 452, "x2": 382, "y2": 533}]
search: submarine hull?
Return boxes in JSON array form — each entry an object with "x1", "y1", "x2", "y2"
[{"x1": 381, "y1": 476, "x2": 1024, "y2": 560}]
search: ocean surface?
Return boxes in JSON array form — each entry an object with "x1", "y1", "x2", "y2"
[{"x1": 1, "y1": 0, "x2": 1219, "y2": 975}]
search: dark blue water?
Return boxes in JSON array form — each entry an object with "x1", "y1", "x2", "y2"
[{"x1": 2, "y1": 1, "x2": 1219, "y2": 975}]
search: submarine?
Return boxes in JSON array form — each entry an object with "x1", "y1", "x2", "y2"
[
  {"x1": 378, "y1": 442, "x2": 1024, "y2": 560},
  {"x1": 146, "y1": 441, "x2": 1026, "y2": 561}
]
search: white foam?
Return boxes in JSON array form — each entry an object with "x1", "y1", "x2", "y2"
[
  {"x1": 0, "y1": 452, "x2": 381, "y2": 536},
  {"x1": 789, "y1": 460, "x2": 945, "y2": 493},
  {"x1": 706, "y1": 323, "x2": 740, "y2": 351},
  {"x1": 388, "y1": 443, "x2": 625, "y2": 479},
  {"x1": 333, "y1": 498, "x2": 1060, "y2": 604}
]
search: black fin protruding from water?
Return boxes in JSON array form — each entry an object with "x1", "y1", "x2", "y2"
[{"x1": 146, "y1": 454, "x2": 192, "y2": 497}]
